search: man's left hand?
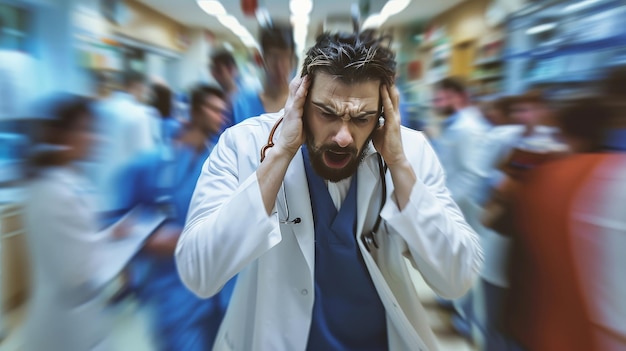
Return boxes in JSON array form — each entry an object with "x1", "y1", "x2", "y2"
[{"x1": 373, "y1": 85, "x2": 406, "y2": 167}]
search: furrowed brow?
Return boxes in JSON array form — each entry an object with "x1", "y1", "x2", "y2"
[{"x1": 311, "y1": 101, "x2": 339, "y2": 115}]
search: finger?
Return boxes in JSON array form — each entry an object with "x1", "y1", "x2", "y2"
[
  {"x1": 292, "y1": 75, "x2": 310, "y2": 110},
  {"x1": 391, "y1": 85, "x2": 401, "y2": 111},
  {"x1": 381, "y1": 85, "x2": 399, "y2": 126},
  {"x1": 288, "y1": 76, "x2": 304, "y2": 96},
  {"x1": 381, "y1": 85, "x2": 393, "y2": 113}
]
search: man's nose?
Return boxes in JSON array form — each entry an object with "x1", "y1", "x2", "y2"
[{"x1": 333, "y1": 122, "x2": 353, "y2": 148}]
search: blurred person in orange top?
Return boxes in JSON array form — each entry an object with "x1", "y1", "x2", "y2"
[{"x1": 504, "y1": 97, "x2": 626, "y2": 351}]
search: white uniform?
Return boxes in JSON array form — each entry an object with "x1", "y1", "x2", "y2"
[
  {"x1": 23, "y1": 167, "x2": 112, "y2": 351},
  {"x1": 176, "y1": 112, "x2": 483, "y2": 351}
]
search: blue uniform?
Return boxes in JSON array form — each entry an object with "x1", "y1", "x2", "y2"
[
  {"x1": 232, "y1": 88, "x2": 265, "y2": 124},
  {"x1": 116, "y1": 143, "x2": 236, "y2": 350},
  {"x1": 302, "y1": 147, "x2": 388, "y2": 350}
]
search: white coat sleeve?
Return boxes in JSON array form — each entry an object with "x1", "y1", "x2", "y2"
[
  {"x1": 447, "y1": 130, "x2": 492, "y2": 207},
  {"x1": 175, "y1": 128, "x2": 282, "y2": 298},
  {"x1": 380, "y1": 132, "x2": 483, "y2": 299}
]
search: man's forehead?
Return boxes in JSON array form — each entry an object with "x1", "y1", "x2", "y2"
[{"x1": 310, "y1": 73, "x2": 380, "y2": 97}]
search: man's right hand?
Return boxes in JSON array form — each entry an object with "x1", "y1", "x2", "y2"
[
  {"x1": 257, "y1": 75, "x2": 310, "y2": 215},
  {"x1": 273, "y1": 75, "x2": 311, "y2": 158}
]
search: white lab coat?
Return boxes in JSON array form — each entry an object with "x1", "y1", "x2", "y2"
[
  {"x1": 23, "y1": 167, "x2": 112, "y2": 351},
  {"x1": 92, "y1": 92, "x2": 156, "y2": 212},
  {"x1": 176, "y1": 112, "x2": 483, "y2": 351}
]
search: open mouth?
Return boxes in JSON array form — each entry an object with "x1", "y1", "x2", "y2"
[{"x1": 323, "y1": 150, "x2": 352, "y2": 169}]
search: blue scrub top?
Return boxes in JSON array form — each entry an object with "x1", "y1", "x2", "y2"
[
  {"x1": 233, "y1": 88, "x2": 265, "y2": 124},
  {"x1": 115, "y1": 143, "x2": 236, "y2": 351}
]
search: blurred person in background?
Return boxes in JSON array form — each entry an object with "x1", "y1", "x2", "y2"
[
  {"x1": 115, "y1": 85, "x2": 233, "y2": 350},
  {"x1": 177, "y1": 30, "x2": 482, "y2": 351},
  {"x1": 22, "y1": 95, "x2": 130, "y2": 351},
  {"x1": 477, "y1": 91, "x2": 569, "y2": 351},
  {"x1": 93, "y1": 71, "x2": 156, "y2": 217},
  {"x1": 232, "y1": 21, "x2": 296, "y2": 123},
  {"x1": 601, "y1": 65, "x2": 626, "y2": 152},
  {"x1": 430, "y1": 77, "x2": 491, "y2": 339},
  {"x1": 92, "y1": 71, "x2": 114, "y2": 102},
  {"x1": 209, "y1": 49, "x2": 239, "y2": 132},
  {"x1": 149, "y1": 82, "x2": 183, "y2": 146},
  {"x1": 503, "y1": 97, "x2": 625, "y2": 351}
]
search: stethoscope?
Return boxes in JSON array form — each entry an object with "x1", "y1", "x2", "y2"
[{"x1": 260, "y1": 116, "x2": 388, "y2": 252}]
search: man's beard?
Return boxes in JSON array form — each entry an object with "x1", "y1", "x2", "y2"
[
  {"x1": 435, "y1": 106, "x2": 455, "y2": 117},
  {"x1": 304, "y1": 120, "x2": 372, "y2": 183}
]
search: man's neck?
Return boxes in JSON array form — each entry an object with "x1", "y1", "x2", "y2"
[
  {"x1": 180, "y1": 125, "x2": 212, "y2": 152},
  {"x1": 261, "y1": 84, "x2": 289, "y2": 113}
]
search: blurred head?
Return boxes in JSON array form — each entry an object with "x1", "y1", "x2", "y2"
[
  {"x1": 557, "y1": 97, "x2": 610, "y2": 153},
  {"x1": 190, "y1": 85, "x2": 228, "y2": 136},
  {"x1": 122, "y1": 71, "x2": 147, "y2": 102},
  {"x1": 300, "y1": 31, "x2": 396, "y2": 182},
  {"x1": 480, "y1": 97, "x2": 511, "y2": 126},
  {"x1": 601, "y1": 65, "x2": 626, "y2": 128},
  {"x1": 508, "y1": 90, "x2": 552, "y2": 127},
  {"x1": 151, "y1": 83, "x2": 172, "y2": 119},
  {"x1": 210, "y1": 50, "x2": 238, "y2": 94},
  {"x1": 433, "y1": 77, "x2": 469, "y2": 116},
  {"x1": 260, "y1": 22, "x2": 296, "y2": 89},
  {"x1": 31, "y1": 96, "x2": 95, "y2": 169}
]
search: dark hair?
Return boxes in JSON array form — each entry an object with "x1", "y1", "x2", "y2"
[
  {"x1": 151, "y1": 83, "x2": 172, "y2": 119},
  {"x1": 601, "y1": 65, "x2": 626, "y2": 98},
  {"x1": 29, "y1": 95, "x2": 94, "y2": 170},
  {"x1": 435, "y1": 77, "x2": 467, "y2": 96},
  {"x1": 122, "y1": 70, "x2": 146, "y2": 88},
  {"x1": 211, "y1": 50, "x2": 236, "y2": 68},
  {"x1": 558, "y1": 97, "x2": 610, "y2": 152},
  {"x1": 260, "y1": 22, "x2": 295, "y2": 53},
  {"x1": 508, "y1": 89, "x2": 547, "y2": 106},
  {"x1": 301, "y1": 31, "x2": 396, "y2": 87},
  {"x1": 190, "y1": 85, "x2": 225, "y2": 113}
]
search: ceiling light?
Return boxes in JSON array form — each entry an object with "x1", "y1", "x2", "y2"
[
  {"x1": 362, "y1": 0, "x2": 411, "y2": 29},
  {"x1": 290, "y1": 0, "x2": 313, "y2": 16},
  {"x1": 197, "y1": 0, "x2": 226, "y2": 16},
  {"x1": 218, "y1": 15, "x2": 240, "y2": 29},
  {"x1": 563, "y1": 0, "x2": 601, "y2": 13},
  {"x1": 363, "y1": 14, "x2": 386, "y2": 29},
  {"x1": 381, "y1": 0, "x2": 411, "y2": 17},
  {"x1": 526, "y1": 22, "x2": 557, "y2": 35}
]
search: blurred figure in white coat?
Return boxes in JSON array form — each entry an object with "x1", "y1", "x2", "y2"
[{"x1": 22, "y1": 96, "x2": 127, "y2": 351}]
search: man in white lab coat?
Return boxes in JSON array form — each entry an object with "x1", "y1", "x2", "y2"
[
  {"x1": 429, "y1": 77, "x2": 492, "y2": 339},
  {"x1": 176, "y1": 31, "x2": 482, "y2": 351},
  {"x1": 92, "y1": 71, "x2": 156, "y2": 214}
]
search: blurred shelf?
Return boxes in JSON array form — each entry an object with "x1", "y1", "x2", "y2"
[
  {"x1": 470, "y1": 74, "x2": 504, "y2": 81},
  {"x1": 506, "y1": 34, "x2": 626, "y2": 60},
  {"x1": 474, "y1": 57, "x2": 504, "y2": 66}
]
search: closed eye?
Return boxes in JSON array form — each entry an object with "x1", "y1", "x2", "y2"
[
  {"x1": 353, "y1": 116, "x2": 372, "y2": 125},
  {"x1": 321, "y1": 111, "x2": 339, "y2": 119}
]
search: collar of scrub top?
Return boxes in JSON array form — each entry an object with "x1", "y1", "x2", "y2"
[{"x1": 260, "y1": 116, "x2": 388, "y2": 252}]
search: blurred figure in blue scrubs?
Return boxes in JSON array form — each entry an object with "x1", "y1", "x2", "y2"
[
  {"x1": 232, "y1": 21, "x2": 296, "y2": 123},
  {"x1": 149, "y1": 82, "x2": 184, "y2": 147},
  {"x1": 115, "y1": 85, "x2": 235, "y2": 350}
]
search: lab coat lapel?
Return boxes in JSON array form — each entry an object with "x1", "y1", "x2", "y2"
[
  {"x1": 356, "y1": 144, "x2": 381, "y2": 236},
  {"x1": 280, "y1": 148, "x2": 315, "y2": 276}
]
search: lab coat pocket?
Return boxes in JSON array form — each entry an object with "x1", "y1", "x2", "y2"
[{"x1": 359, "y1": 230, "x2": 439, "y2": 351}]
